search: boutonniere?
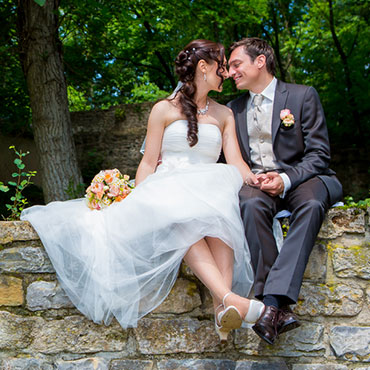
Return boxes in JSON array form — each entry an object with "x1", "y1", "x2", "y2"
[{"x1": 280, "y1": 109, "x2": 295, "y2": 128}]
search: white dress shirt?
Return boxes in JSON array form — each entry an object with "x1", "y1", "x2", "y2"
[{"x1": 247, "y1": 77, "x2": 291, "y2": 197}]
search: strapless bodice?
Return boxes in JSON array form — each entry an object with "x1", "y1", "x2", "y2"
[{"x1": 159, "y1": 120, "x2": 222, "y2": 170}]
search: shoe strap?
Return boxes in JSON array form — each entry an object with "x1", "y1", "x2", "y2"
[
  {"x1": 222, "y1": 292, "x2": 233, "y2": 307},
  {"x1": 215, "y1": 303, "x2": 223, "y2": 311}
]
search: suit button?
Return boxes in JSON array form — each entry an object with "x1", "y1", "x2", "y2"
[{"x1": 262, "y1": 154, "x2": 266, "y2": 158}]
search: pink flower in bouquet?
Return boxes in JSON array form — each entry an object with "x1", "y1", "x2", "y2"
[
  {"x1": 89, "y1": 198, "x2": 101, "y2": 210},
  {"x1": 107, "y1": 184, "x2": 120, "y2": 197},
  {"x1": 90, "y1": 182, "x2": 105, "y2": 199}
]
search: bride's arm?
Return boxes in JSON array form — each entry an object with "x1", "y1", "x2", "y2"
[
  {"x1": 222, "y1": 109, "x2": 259, "y2": 186},
  {"x1": 135, "y1": 102, "x2": 167, "y2": 185}
]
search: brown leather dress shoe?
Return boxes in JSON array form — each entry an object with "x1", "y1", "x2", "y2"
[
  {"x1": 252, "y1": 305, "x2": 279, "y2": 345},
  {"x1": 277, "y1": 305, "x2": 301, "y2": 334}
]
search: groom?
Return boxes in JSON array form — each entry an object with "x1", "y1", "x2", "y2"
[{"x1": 227, "y1": 38, "x2": 342, "y2": 344}]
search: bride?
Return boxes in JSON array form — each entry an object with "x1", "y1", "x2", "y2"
[{"x1": 21, "y1": 39, "x2": 264, "y2": 341}]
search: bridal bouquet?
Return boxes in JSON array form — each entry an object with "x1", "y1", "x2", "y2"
[{"x1": 85, "y1": 169, "x2": 134, "y2": 210}]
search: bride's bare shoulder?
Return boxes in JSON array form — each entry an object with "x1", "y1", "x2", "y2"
[
  {"x1": 150, "y1": 97, "x2": 184, "y2": 125},
  {"x1": 152, "y1": 98, "x2": 180, "y2": 115}
]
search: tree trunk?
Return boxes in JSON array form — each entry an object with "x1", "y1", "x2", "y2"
[{"x1": 17, "y1": 0, "x2": 83, "y2": 203}]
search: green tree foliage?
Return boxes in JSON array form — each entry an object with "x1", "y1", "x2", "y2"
[
  {"x1": 282, "y1": 0, "x2": 369, "y2": 143},
  {"x1": 0, "y1": 0, "x2": 369, "y2": 144},
  {"x1": 59, "y1": 0, "x2": 268, "y2": 107},
  {"x1": 0, "y1": 0, "x2": 31, "y2": 136}
]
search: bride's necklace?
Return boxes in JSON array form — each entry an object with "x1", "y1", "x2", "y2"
[{"x1": 197, "y1": 99, "x2": 209, "y2": 115}]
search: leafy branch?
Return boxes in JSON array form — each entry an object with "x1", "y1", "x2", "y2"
[{"x1": 0, "y1": 146, "x2": 37, "y2": 220}]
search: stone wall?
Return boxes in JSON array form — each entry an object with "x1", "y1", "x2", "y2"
[
  {"x1": 0, "y1": 208, "x2": 369, "y2": 370},
  {"x1": 71, "y1": 102, "x2": 154, "y2": 181},
  {"x1": 1, "y1": 102, "x2": 368, "y2": 199}
]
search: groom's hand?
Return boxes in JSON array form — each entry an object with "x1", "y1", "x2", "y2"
[{"x1": 257, "y1": 172, "x2": 284, "y2": 196}]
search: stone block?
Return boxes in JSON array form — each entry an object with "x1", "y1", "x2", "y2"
[
  {"x1": 235, "y1": 361, "x2": 289, "y2": 369},
  {"x1": 292, "y1": 365, "x2": 348, "y2": 370},
  {"x1": 0, "y1": 221, "x2": 38, "y2": 244},
  {"x1": 319, "y1": 208, "x2": 365, "y2": 239},
  {"x1": 134, "y1": 318, "x2": 223, "y2": 354},
  {"x1": 26, "y1": 280, "x2": 73, "y2": 311},
  {"x1": 153, "y1": 278, "x2": 201, "y2": 314},
  {"x1": 202, "y1": 289, "x2": 214, "y2": 315},
  {"x1": 296, "y1": 282, "x2": 363, "y2": 316},
  {"x1": 157, "y1": 359, "x2": 235, "y2": 370},
  {"x1": 303, "y1": 243, "x2": 327, "y2": 281},
  {"x1": 0, "y1": 311, "x2": 37, "y2": 350},
  {"x1": 0, "y1": 245, "x2": 54, "y2": 273},
  {"x1": 29, "y1": 315, "x2": 129, "y2": 354},
  {"x1": 0, "y1": 358, "x2": 53, "y2": 370},
  {"x1": 331, "y1": 243, "x2": 370, "y2": 279},
  {"x1": 0, "y1": 275, "x2": 23, "y2": 306},
  {"x1": 330, "y1": 326, "x2": 370, "y2": 362},
  {"x1": 110, "y1": 360, "x2": 154, "y2": 370},
  {"x1": 180, "y1": 261, "x2": 195, "y2": 279},
  {"x1": 235, "y1": 322, "x2": 325, "y2": 357},
  {"x1": 56, "y1": 358, "x2": 108, "y2": 370}
]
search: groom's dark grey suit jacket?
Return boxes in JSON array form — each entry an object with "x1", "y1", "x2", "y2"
[{"x1": 227, "y1": 80, "x2": 342, "y2": 205}]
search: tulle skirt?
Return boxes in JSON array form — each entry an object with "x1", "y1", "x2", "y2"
[{"x1": 21, "y1": 162, "x2": 254, "y2": 328}]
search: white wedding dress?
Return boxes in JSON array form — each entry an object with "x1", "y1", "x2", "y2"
[{"x1": 21, "y1": 120, "x2": 254, "y2": 328}]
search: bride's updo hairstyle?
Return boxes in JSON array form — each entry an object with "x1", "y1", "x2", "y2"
[{"x1": 174, "y1": 39, "x2": 226, "y2": 147}]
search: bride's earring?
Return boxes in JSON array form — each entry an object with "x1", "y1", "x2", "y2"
[{"x1": 203, "y1": 73, "x2": 207, "y2": 81}]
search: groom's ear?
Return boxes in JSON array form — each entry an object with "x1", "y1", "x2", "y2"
[{"x1": 255, "y1": 55, "x2": 266, "y2": 69}]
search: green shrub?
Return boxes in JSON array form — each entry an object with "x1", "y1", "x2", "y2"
[{"x1": 0, "y1": 146, "x2": 37, "y2": 220}]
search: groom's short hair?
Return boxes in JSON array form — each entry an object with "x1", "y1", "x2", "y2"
[{"x1": 230, "y1": 38, "x2": 276, "y2": 76}]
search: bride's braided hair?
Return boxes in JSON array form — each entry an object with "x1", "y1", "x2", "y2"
[{"x1": 173, "y1": 40, "x2": 226, "y2": 147}]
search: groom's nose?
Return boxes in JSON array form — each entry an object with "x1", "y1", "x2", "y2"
[{"x1": 228, "y1": 66, "x2": 235, "y2": 77}]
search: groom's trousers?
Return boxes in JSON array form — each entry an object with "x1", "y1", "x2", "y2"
[{"x1": 239, "y1": 176, "x2": 330, "y2": 305}]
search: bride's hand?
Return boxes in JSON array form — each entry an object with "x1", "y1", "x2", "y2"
[{"x1": 244, "y1": 171, "x2": 260, "y2": 187}]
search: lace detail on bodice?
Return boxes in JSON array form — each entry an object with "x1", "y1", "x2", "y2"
[{"x1": 159, "y1": 120, "x2": 222, "y2": 171}]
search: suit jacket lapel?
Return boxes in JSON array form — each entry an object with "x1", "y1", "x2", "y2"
[
  {"x1": 272, "y1": 80, "x2": 288, "y2": 144},
  {"x1": 235, "y1": 93, "x2": 251, "y2": 160}
]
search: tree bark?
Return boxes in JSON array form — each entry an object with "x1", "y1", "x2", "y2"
[{"x1": 17, "y1": 0, "x2": 83, "y2": 203}]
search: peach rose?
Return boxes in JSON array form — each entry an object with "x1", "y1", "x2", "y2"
[
  {"x1": 107, "y1": 184, "x2": 120, "y2": 197},
  {"x1": 104, "y1": 172, "x2": 114, "y2": 184}
]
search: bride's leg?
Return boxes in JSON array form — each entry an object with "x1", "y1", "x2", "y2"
[
  {"x1": 183, "y1": 238, "x2": 231, "y2": 303},
  {"x1": 205, "y1": 237, "x2": 233, "y2": 310},
  {"x1": 184, "y1": 238, "x2": 264, "y2": 328},
  {"x1": 205, "y1": 237, "x2": 261, "y2": 320}
]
